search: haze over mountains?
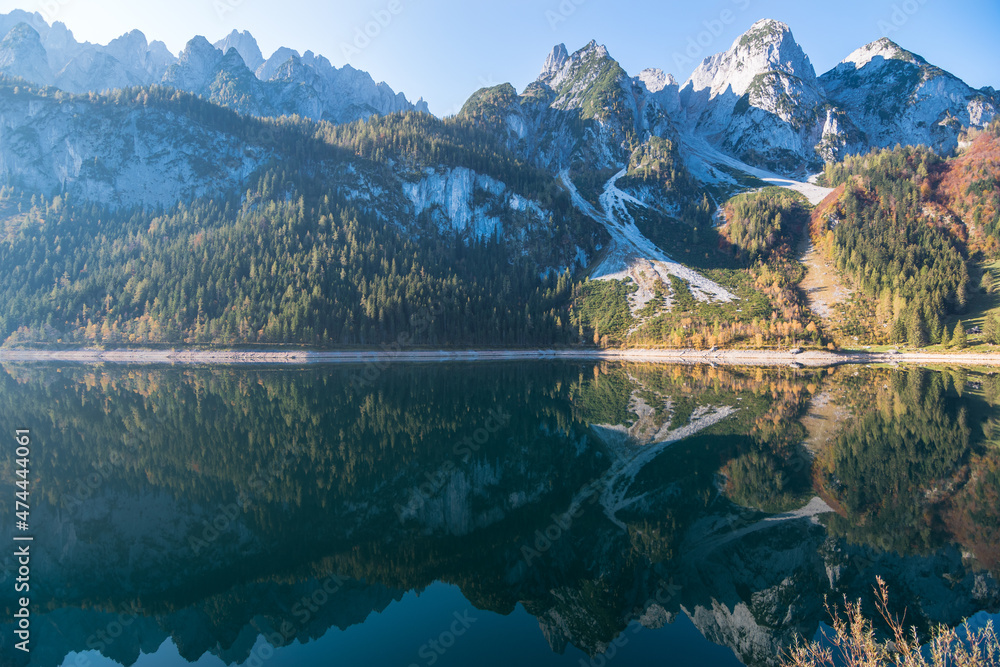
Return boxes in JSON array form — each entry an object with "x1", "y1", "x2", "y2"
[{"x1": 0, "y1": 9, "x2": 428, "y2": 124}]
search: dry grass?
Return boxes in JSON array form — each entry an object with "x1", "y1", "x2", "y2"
[{"x1": 783, "y1": 577, "x2": 1000, "y2": 667}]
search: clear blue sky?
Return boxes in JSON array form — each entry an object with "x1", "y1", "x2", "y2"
[{"x1": 1, "y1": 0, "x2": 997, "y2": 116}]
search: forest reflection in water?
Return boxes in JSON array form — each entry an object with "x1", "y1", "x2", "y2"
[{"x1": 0, "y1": 361, "x2": 998, "y2": 667}]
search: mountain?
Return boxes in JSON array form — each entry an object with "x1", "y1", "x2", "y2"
[
  {"x1": 0, "y1": 81, "x2": 275, "y2": 207},
  {"x1": 461, "y1": 40, "x2": 677, "y2": 175},
  {"x1": 0, "y1": 14, "x2": 427, "y2": 124},
  {"x1": 676, "y1": 20, "x2": 996, "y2": 174},
  {"x1": 0, "y1": 21, "x2": 52, "y2": 84},
  {"x1": 0, "y1": 14, "x2": 996, "y2": 351},
  {"x1": 213, "y1": 29, "x2": 264, "y2": 71},
  {"x1": 0, "y1": 12, "x2": 994, "y2": 175},
  {"x1": 820, "y1": 37, "x2": 997, "y2": 155},
  {"x1": 678, "y1": 19, "x2": 834, "y2": 172}
]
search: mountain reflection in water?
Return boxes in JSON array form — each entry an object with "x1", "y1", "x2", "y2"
[{"x1": 0, "y1": 362, "x2": 998, "y2": 666}]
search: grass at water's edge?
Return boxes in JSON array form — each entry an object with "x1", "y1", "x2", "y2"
[{"x1": 783, "y1": 578, "x2": 999, "y2": 667}]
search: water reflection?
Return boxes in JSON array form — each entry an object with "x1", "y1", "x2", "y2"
[{"x1": 0, "y1": 362, "x2": 997, "y2": 666}]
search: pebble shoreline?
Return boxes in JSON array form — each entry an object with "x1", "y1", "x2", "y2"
[{"x1": 2, "y1": 348, "x2": 1000, "y2": 367}]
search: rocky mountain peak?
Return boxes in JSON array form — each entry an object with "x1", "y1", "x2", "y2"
[
  {"x1": 537, "y1": 40, "x2": 614, "y2": 91},
  {"x1": 684, "y1": 18, "x2": 815, "y2": 98},
  {"x1": 256, "y1": 46, "x2": 299, "y2": 81},
  {"x1": 0, "y1": 22, "x2": 53, "y2": 85},
  {"x1": 636, "y1": 68, "x2": 677, "y2": 94},
  {"x1": 177, "y1": 35, "x2": 218, "y2": 64},
  {"x1": 162, "y1": 36, "x2": 224, "y2": 92},
  {"x1": 539, "y1": 43, "x2": 569, "y2": 84},
  {"x1": 213, "y1": 29, "x2": 264, "y2": 72},
  {"x1": 839, "y1": 37, "x2": 919, "y2": 70},
  {"x1": 105, "y1": 29, "x2": 149, "y2": 60},
  {"x1": 2, "y1": 22, "x2": 42, "y2": 50}
]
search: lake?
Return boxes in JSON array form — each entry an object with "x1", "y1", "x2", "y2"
[{"x1": 1, "y1": 361, "x2": 998, "y2": 666}]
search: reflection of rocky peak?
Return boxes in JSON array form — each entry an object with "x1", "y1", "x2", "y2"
[
  {"x1": 592, "y1": 388, "x2": 673, "y2": 450},
  {"x1": 3, "y1": 364, "x2": 1000, "y2": 667},
  {"x1": 10, "y1": 576, "x2": 405, "y2": 667}
]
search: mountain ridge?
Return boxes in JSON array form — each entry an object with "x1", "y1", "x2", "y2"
[{"x1": 0, "y1": 14, "x2": 428, "y2": 124}]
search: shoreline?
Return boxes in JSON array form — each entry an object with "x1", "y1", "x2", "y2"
[{"x1": 3, "y1": 347, "x2": 1000, "y2": 367}]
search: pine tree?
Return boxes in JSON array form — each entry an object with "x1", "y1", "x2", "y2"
[
  {"x1": 907, "y1": 308, "x2": 927, "y2": 348},
  {"x1": 940, "y1": 326, "x2": 952, "y2": 348},
  {"x1": 985, "y1": 314, "x2": 1000, "y2": 345},
  {"x1": 951, "y1": 320, "x2": 967, "y2": 349},
  {"x1": 890, "y1": 317, "x2": 907, "y2": 344}
]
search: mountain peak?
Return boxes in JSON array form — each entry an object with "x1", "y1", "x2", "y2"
[
  {"x1": 636, "y1": 68, "x2": 677, "y2": 93},
  {"x1": 178, "y1": 35, "x2": 217, "y2": 60},
  {"x1": 537, "y1": 40, "x2": 613, "y2": 90},
  {"x1": 578, "y1": 40, "x2": 609, "y2": 60},
  {"x1": 685, "y1": 18, "x2": 814, "y2": 98},
  {"x1": 539, "y1": 43, "x2": 568, "y2": 82},
  {"x1": 213, "y1": 29, "x2": 263, "y2": 72},
  {"x1": 840, "y1": 37, "x2": 919, "y2": 70},
  {"x1": 0, "y1": 22, "x2": 53, "y2": 85},
  {"x1": 734, "y1": 18, "x2": 792, "y2": 49},
  {"x1": 3, "y1": 21, "x2": 41, "y2": 46}
]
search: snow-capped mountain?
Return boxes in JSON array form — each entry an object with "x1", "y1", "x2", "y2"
[
  {"x1": 0, "y1": 12, "x2": 427, "y2": 124},
  {"x1": 676, "y1": 19, "x2": 995, "y2": 173},
  {"x1": 0, "y1": 11, "x2": 993, "y2": 178}
]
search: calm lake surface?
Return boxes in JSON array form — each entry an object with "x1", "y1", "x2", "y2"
[{"x1": 1, "y1": 361, "x2": 999, "y2": 666}]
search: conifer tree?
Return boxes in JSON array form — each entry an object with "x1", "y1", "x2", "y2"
[{"x1": 951, "y1": 320, "x2": 967, "y2": 349}]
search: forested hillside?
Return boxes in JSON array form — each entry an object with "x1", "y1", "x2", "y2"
[
  {"x1": 0, "y1": 82, "x2": 602, "y2": 348},
  {"x1": 0, "y1": 173, "x2": 583, "y2": 348},
  {"x1": 813, "y1": 119, "x2": 1000, "y2": 346}
]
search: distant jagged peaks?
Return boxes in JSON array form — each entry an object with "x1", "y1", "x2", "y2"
[
  {"x1": 213, "y1": 29, "x2": 264, "y2": 72},
  {"x1": 539, "y1": 43, "x2": 569, "y2": 83},
  {"x1": 683, "y1": 18, "x2": 816, "y2": 98},
  {"x1": 0, "y1": 12, "x2": 428, "y2": 125}
]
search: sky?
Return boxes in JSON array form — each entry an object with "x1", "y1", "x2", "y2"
[{"x1": 0, "y1": 0, "x2": 998, "y2": 117}]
